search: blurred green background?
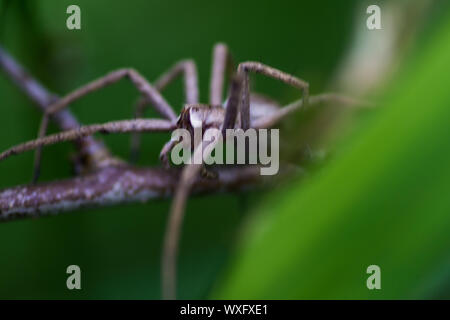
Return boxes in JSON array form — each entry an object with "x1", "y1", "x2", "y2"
[{"x1": 1, "y1": 0, "x2": 449, "y2": 299}]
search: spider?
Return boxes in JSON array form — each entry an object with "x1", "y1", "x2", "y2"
[{"x1": 0, "y1": 43, "x2": 366, "y2": 299}]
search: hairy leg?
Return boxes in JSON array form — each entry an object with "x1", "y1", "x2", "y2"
[
  {"x1": 0, "y1": 119, "x2": 175, "y2": 163},
  {"x1": 0, "y1": 45, "x2": 113, "y2": 180},
  {"x1": 129, "y1": 98, "x2": 150, "y2": 163},
  {"x1": 252, "y1": 93, "x2": 374, "y2": 129},
  {"x1": 32, "y1": 68, "x2": 177, "y2": 182},
  {"x1": 161, "y1": 74, "x2": 243, "y2": 300},
  {"x1": 155, "y1": 59, "x2": 199, "y2": 104},
  {"x1": 130, "y1": 60, "x2": 199, "y2": 162},
  {"x1": 210, "y1": 43, "x2": 234, "y2": 105},
  {"x1": 159, "y1": 140, "x2": 178, "y2": 169},
  {"x1": 222, "y1": 74, "x2": 244, "y2": 133},
  {"x1": 161, "y1": 149, "x2": 203, "y2": 300},
  {"x1": 46, "y1": 68, "x2": 176, "y2": 120},
  {"x1": 32, "y1": 116, "x2": 50, "y2": 182},
  {"x1": 237, "y1": 62, "x2": 309, "y2": 130}
]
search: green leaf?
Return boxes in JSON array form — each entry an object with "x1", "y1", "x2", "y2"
[{"x1": 213, "y1": 12, "x2": 450, "y2": 299}]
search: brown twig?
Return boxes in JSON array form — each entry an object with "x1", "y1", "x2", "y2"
[
  {"x1": 0, "y1": 45, "x2": 266, "y2": 226},
  {"x1": 0, "y1": 165, "x2": 263, "y2": 222}
]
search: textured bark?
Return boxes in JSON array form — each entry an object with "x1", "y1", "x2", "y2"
[
  {"x1": 0, "y1": 45, "x2": 266, "y2": 225},
  {"x1": 0, "y1": 165, "x2": 262, "y2": 222}
]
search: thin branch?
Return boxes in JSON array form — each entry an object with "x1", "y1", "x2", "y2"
[
  {"x1": 0, "y1": 165, "x2": 263, "y2": 222},
  {"x1": 0, "y1": 44, "x2": 110, "y2": 168},
  {"x1": 0, "y1": 45, "x2": 268, "y2": 226}
]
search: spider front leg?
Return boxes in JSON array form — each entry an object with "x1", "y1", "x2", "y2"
[
  {"x1": 130, "y1": 59, "x2": 199, "y2": 163},
  {"x1": 159, "y1": 139, "x2": 177, "y2": 169},
  {"x1": 161, "y1": 74, "x2": 243, "y2": 300},
  {"x1": 32, "y1": 68, "x2": 177, "y2": 183},
  {"x1": 237, "y1": 61, "x2": 309, "y2": 130}
]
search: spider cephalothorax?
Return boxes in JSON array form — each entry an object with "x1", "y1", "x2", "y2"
[
  {"x1": 173, "y1": 104, "x2": 227, "y2": 156},
  {"x1": 177, "y1": 104, "x2": 226, "y2": 133}
]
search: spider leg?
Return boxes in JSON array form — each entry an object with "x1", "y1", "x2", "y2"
[
  {"x1": 161, "y1": 74, "x2": 243, "y2": 300},
  {"x1": 0, "y1": 119, "x2": 174, "y2": 164},
  {"x1": 237, "y1": 61, "x2": 309, "y2": 130},
  {"x1": 222, "y1": 73, "x2": 244, "y2": 133},
  {"x1": 161, "y1": 146, "x2": 203, "y2": 300},
  {"x1": 210, "y1": 43, "x2": 234, "y2": 105},
  {"x1": 159, "y1": 140, "x2": 178, "y2": 169},
  {"x1": 155, "y1": 59, "x2": 199, "y2": 104},
  {"x1": 129, "y1": 98, "x2": 150, "y2": 163},
  {"x1": 252, "y1": 93, "x2": 374, "y2": 129},
  {"x1": 130, "y1": 60, "x2": 199, "y2": 163},
  {"x1": 32, "y1": 68, "x2": 177, "y2": 183}
]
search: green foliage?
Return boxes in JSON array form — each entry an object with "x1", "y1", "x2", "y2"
[
  {"x1": 2, "y1": 0, "x2": 450, "y2": 299},
  {"x1": 214, "y1": 12, "x2": 450, "y2": 299}
]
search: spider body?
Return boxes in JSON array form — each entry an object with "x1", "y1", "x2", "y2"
[
  {"x1": 177, "y1": 95, "x2": 281, "y2": 134},
  {"x1": 177, "y1": 104, "x2": 225, "y2": 132},
  {"x1": 0, "y1": 43, "x2": 366, "y2": 300},
  {"x1": 169, "y1": 94, "x2": 284, "y2": 166}
]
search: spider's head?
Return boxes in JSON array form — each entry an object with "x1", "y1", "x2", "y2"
[
  {"x1": 177, "y1": 104, "x2": 225, "y2": 132},
  {"x1": 177, "y1": 104, "x2": 207, "y2": 131}
]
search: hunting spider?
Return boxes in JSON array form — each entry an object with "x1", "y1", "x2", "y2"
[{"x1": 0, "y1": 43, "x2": 366, "y2": 299}]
